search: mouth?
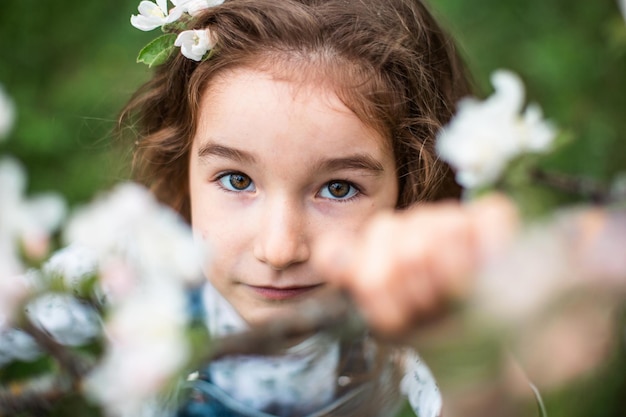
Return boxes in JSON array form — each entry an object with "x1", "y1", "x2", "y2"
[{"x1": 246, "y1": 284, "x2": 325, "y2": 301}]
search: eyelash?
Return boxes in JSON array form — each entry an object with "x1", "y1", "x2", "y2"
[
  {"x1": 318, "y1": 180, "x2": 361, "y2": 202},
  {"x1": 214, "y1": 171, "x2": 256, "y2": 193},
  {"x1": 213, "y1": 172, "x2": 362, "y2": 201}
]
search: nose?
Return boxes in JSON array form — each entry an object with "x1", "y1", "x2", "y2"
[{"x1": 253, "y1": 197, "x2": 310, "y2": 270}]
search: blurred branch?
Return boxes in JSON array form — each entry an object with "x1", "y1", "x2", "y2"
[
  {"x1": 531, "y1": 169, "x2": 623, "y2": 204},
  {"x1": 0, "y1": 320, "x2": 95, "y2": 415},
  {"x1": 0, "y1": 377, "x2": 65, "y2": 416},
  {"x1": 207, "y1": 291, "x2": 366, "y2": 360},
  {"x1": 20, "y1": 319, "x2": 91, "y2": 383}
]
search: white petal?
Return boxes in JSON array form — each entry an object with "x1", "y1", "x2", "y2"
[
  {"x1": 0, "y1": 328, "x2": 41, "y2": 365},
  {"x1": 85, "y1": 283, "x2": 188, "y2": 415},
  {"x1": 522, "y1": 104, "x2": 557, "y2": 151},
  {"x1": 26, "y1": 294, "x2": 100, "y2": 346},
  {"x1": 174, "y1": 30, "x2": 195, "y2": 46},
  {"x1": 131, "y1": 1, "x2": 169, "y2": 30},
  {"x1": 436, "y1": 69, "x2": 555, "y2": 189},
  {"x1": 192, "y1": 30, "x2": 211, "y2": 52},
  {"x1": 130, "y1": 14, "x2": 163, "y2": 31},
  {"x1": 490, "y1": 69, "x2": 525, "y2": 114},
  {"x1": 138, "y1": 1, "x2": 165, "y2": 18},
  {"x1": 165, "y1": 6, "x2": 184, "y2": 23},
  {"x1": 0, "y1": 156, "x2": 26, "y2": 201},
  {"x1": 43, "y1": 245, "x2": 98, "y2": 288},
  {"x1": 0, "y1": 85, "x2": 15, "y2": 140},
  {"x1": 63, "y1": 181, "x2": 201, "y2": 289},
  {"x1": 0, "y1": 273, "x2": 30, "y2": 324},
  {"x1": 620, "y1": 0, "x2": 626, "y2": 23},
  {"x1": 156, "y1": 0, "x2": 169, "y2": 14},
  {"x1": 23, "y1": 192, "x2": 67, "y2": 233},
  {"x1": 175, "y1": 30, "x2": 209, "y2": 61},
  {"x1": 181, "y1": 0, "x2": 217, "y2": 16}
]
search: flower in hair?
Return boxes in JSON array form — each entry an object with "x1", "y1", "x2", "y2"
[
  {"x1": 131, "y1": 0, "x2": 223, "y2": 66},
  {"x1": 174, "y1": 0, "x2": 225, "y2": 16},
  {"x1": 131, "y1": 0, "x2": 184, "y2": 31},
  {"x1": 175, "y1": 29, "x2": 216, "y2": 61}
]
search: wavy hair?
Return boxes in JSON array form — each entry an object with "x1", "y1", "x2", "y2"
[{"x1": 121, "y1": 0, "x2": 471, "y2": 222}]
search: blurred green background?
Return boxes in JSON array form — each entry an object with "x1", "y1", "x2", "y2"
[
  {"x1": 0, "y1": 0, "x2": 625, "y2": 416},
  {"x1": 1, "y1": 0, "x2": 625, "y2": 205},
  {"x1": 0, "y1": 1, "x2": 156, "y2": 204}
]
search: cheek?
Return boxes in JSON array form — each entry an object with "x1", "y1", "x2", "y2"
[
  {"x1": 189, "y1": 192, "x2": 228, "y2": 269},
  {"x1": 191, "y1": 201, "x2": 249, "y2": 277},
  {"x1": 194, "y1": 221, "x2": 235, "y2": 288},
  {"x1": 192, "y1": 206, "x2": 231, "y2": 258}
]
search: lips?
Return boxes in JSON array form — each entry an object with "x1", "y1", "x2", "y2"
[{"x1": 246, "y1": 284, "x2": 324, "y2": 301}]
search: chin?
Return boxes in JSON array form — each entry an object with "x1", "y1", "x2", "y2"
[
  {"x1": 241, "y1": 292, "x2": 328, "y2": 327},
  {"x1": 241, "y1": 301, "x2": 302, "y2": 327}
]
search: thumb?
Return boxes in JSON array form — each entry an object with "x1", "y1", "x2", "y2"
[{"x1": 312, "y1": 233, "x2": 357, "y2": 286}]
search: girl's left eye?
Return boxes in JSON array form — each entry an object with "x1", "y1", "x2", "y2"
[{"x1": 319, "y1": 180, "x2": 359, "y2": 200}]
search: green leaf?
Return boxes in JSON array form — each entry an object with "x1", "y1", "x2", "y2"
[
  {"x1": 50, "y1": 392, "x2": 104, "y2": 417},
  {"x1": 0, "y1": 357, "x2": 55, "y2": 383},
  {"x1": 137, "y1": 33, "x2": 178, "y2": 68}
]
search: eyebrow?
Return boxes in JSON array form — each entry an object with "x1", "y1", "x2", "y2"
[
  {"x1": 196, "y1": 142, "x2": 256, "y2": 164},
  {"x1": 197, "y1": 141, "x2": 385, "y2": 175},
  {"x1": 316, "y1": 154, "x2": 385, "y2": 175}
]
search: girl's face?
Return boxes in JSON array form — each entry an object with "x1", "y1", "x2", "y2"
[{"x1": 189, "y1": 68, "x2": 398, "y2": 325}]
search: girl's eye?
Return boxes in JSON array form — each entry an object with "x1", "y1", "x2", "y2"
[
  {"x1": 319, "y1": 180, "x2": 359, "y2": 200},
  {"x1": 218, "y1": 173, "x2": 255, "y2": 192}
]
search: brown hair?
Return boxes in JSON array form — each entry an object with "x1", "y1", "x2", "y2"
[{"x1": 121, "y1": 0, "x2": 471, "y2": 222}]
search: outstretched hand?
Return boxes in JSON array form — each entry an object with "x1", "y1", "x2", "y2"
[{"x1": 313, "y1": 194, "x2": 519, "y2": 336}]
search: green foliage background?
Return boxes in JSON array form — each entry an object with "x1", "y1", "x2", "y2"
[
  {"x1": 1, "y1": 0, "x2": 625, "y2": 416},
  {"x1": 1, "y1": 0, "x2": 625, "y2": 204},
  {"x1": 0, "y1": 0, "x2": 155, "y2": 205}
]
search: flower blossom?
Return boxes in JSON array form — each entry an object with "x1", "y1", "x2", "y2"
[
  {"x1": 0, "y1": 156, "x2": 66, "y2": 278},
  {"x1": 436, "y1": 70, "x2": 557, "y2": 189},
  {"x1": 131, "y1": 0, "x2": 184, "y2": 31},
  {"x1": 0, "y1": 327, "x2": 41, "y2": 366},
  {"x1": 0, "y1": 273, "x2": 31, "y2": 328},
  {"x1": 173, "y1": 0, "x2": 225, "y2": 16},
  {"x1": 84, "y1": 282, "x2": 189, "y2": 417},
  {"x1": 0, "y1": 84, "x2": 15, "y2": 141},
  {"x1": 620, "y1": 0, "x2": 626, "y2": 23},
  {"x1": 175, "y1": 29, "x2": 216, "y2": 61},
  {"x1": 43, "y1": 244, "x2": 98, "y2": 289},
  {"x1": 26, "y1": 293, "x2": 101, "y2": 346},
  {"x1": 63, "y1": 182, "x2": 205, "y2": 301}
]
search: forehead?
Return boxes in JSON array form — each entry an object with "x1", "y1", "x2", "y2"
[{"x1": 193, "y1": 67, "x2": 394, "y2": 161}]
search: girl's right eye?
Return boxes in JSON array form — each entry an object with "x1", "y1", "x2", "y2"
[{"x1": 217, "y1": 172, "x2": 256, "y2": 192}]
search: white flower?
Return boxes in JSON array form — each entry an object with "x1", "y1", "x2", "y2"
[
  {"x1": 0, "y1": 273, "x2": 31, "y2": 328},
  {"x1": 436, "y1": 70, "x2": 557, "y2": 189},
  {"x1": 84, "y1": 282, "x2": 189, "y2": 417},
  {"x1": 175, "y1": 29, "x2": 216, "y2": 61},
  {"x1": 131, "y1": 0, "x2": 184, "y2": 31},
  {"x1": 173, "y1": 0, "x2": 224, "y2": 16},
  {"x1": 0, "y1": 327, "x2": 41, "y2": 366},
  {"x1": 63, "y1": 182, "x2": 204, "y2": 296},
  {"x1": 26, "y1": 294, "x2": 100, "y2": 346},
  {"x1": 620, "y1": 0, "x2": 626, "y2": 23},
  {"x1": 43, "y1": 244, "x2": 98, "y2": 289},
  {"x1": 0, "y1": 156, "x2": 66, "y2": 276},
  {"x1": 0, "y1": 84, "x2": 15, "y2": 141}
]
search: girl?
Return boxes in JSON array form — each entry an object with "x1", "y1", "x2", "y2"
[{"x1": 123, "y1": 0, "x2": 508, "y2": 415}]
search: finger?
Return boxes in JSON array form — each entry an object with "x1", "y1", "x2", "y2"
[{"x1": 312, "y1": 232, "x2": 358, "y2": 285}]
